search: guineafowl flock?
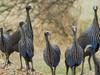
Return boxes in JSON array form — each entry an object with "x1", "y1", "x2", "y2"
[{"x1": 0, "y1": 4, "x2": 100, "y2": 75}]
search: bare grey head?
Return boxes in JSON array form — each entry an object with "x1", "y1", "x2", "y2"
[
  {"x1": 72, "y1": 26, "x2": 77, "y2": 35},
  {"x1": 19, "y1": 21, "x2": 24, "y2": 27},
  {"x1": 26, "y1": 5, "x2": 32, "y2": 11},
  {"x1": 19, "y1": 21, "x2": 25, "y2": 33},
  {"x1": 93, "y1": 6, "x2": 98, "y2": 12},
  {"x1": 19, "y1": 21, "x2": 26, "y2": 38},
  {"x1": 44, "y1": 31, "x2": 51, "y2": 37}
]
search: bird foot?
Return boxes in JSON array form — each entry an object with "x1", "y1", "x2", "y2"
[
  {"x1": 89, "y1": 67, "x2": 92, "y2": 71},
  {"x1": 1, "y1": 65, "x2": 6, "y2": 69},
  {"x1": 7, "y1": 61, "x2": 13, "y2": 65},
  {"x1": 31, "y1": 68, "x2": 35, "y2": 72},
  {"x1": 80, "y1": 72, "x2": 85, "y2": 75},
  {"x1": 0, "y1": 61, "x2": 13, "y2": 69},
  {"x1": 26, "y1": 72, "x2": 30, "y2": 75},
  {"x1": 1, "y1": 63, "x2": 8, "y2": 69},
  {"x1": 17, "y1": 67, "x2": 25, "y2": 71},
  {"x1": 31, "y1": 69, "x2": 36, "y2": 75}
]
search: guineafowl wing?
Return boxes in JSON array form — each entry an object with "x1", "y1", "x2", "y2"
[{"x1": 51, "y1": 44, "x2": 61, "y2": 67}]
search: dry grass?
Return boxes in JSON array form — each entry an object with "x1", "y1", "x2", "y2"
[{"x1": 0, "y1": 48, "x2": 100, "y2": 75}]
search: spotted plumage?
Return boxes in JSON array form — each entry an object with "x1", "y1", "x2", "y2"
[{"x1": 43, "y1": 31, "x2": 61, "y2": 75}]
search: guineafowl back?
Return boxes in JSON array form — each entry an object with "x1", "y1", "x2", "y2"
[
  {"x1": 0, "y1": 32, "x2": 13, "y2": 53},
  {"x1": 18, "y1": 31, "x2": 34, "y2": 59}
]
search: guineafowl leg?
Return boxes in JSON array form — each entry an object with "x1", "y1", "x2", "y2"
[
  {"x1": 6, "y1": 54, "x2": 9, "y2": 65},
  {"x1": 81, "y1": 58, "x2": 85, "y2": 75},
  {"x1": 88, "y1": 55, "x2": 92, "y2": 70},
  {"x1": 54, "y1": 67, "x2": 56, "y2": 75},
  {"x1": 8, "y1": 60, "x2": 11, "y2": 64},
  {"x1": 71, "y1": 66, "x2": 76, "y2": 75},
  {"x1": 31, "y1": 59, "x2": 35, "y2": 72},
  {"x1": 7, "y1": 54, "x2": 12, "y2": 65},
  {"x1": 19, "y1": 54, "x2": 23, "y2": 70},
  {"x1": 3, "y1": 54, "x2": 9, "y2": 68},
  {"x1": 66, "y1": 65, "x2": 69, "y2": 75},
  {"x1": 50, "y1": 67, "x2": 53, "y2": 75},
  {"x1": 25, "y1": 59, "x2": 29, "y2": 75},
  {"x1": 74, "y1": 67, "x2": 76, "y2": 75}
]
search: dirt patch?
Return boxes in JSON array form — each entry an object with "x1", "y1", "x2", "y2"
[{"x1": 0, "y1": 59, "x2": 43, "y2": 75}]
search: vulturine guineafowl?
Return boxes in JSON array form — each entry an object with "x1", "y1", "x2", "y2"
[
  {"x1": 19, "y1": 5, "x2": 34, "y2": 70},
  {"x1": 78, "y1": 6, "x2": 100, "y2": 75},
  {"x1": 0, "y1": 28, "x2": 15, "y2": 68},
  {"x1": 18, "y1": 21, "x2": 34, "y2": 74},
  {"x1": 85, "y1": 45, "x2": 100, "y2": 75},
  {"x1": 43, "y1": 31, "x2": 61, "y2": 75},
  {"x1": 5, "y1": 5, "x2": 34, "y2": 51},
  {"x1": 65, "y1": 26, "x2": 83, "y2": 75},
  {"x1": 8, "y1": 5, "x2": 34, "y2": 69}
]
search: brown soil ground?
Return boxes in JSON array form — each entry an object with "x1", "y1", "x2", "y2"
[{"x1": 0, "y1": 59, "x2": 43, "y2": 75}]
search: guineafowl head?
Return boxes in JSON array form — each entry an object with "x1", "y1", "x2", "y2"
[
  {"x1": 72, "y1": 26, "x2": 77, "y2": 35},
  {"x1": 19, "y1": 21, "x2": 25, "y2": 33},
  {"x1": 93, "y1": 6, "x2": 98, "y2": 12},
  {"x1": 19, "y1": 21, "x2": 24, "y2": 27},
  {"x1": 26, "y1": 5, "x2": 32, "y2": 11},
  {"x1": 44, "y1": 31, "x2": 51, "y2": 37},
  {"x1": 19, "y1": 21, "x2": 26, "y2": 37}
]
